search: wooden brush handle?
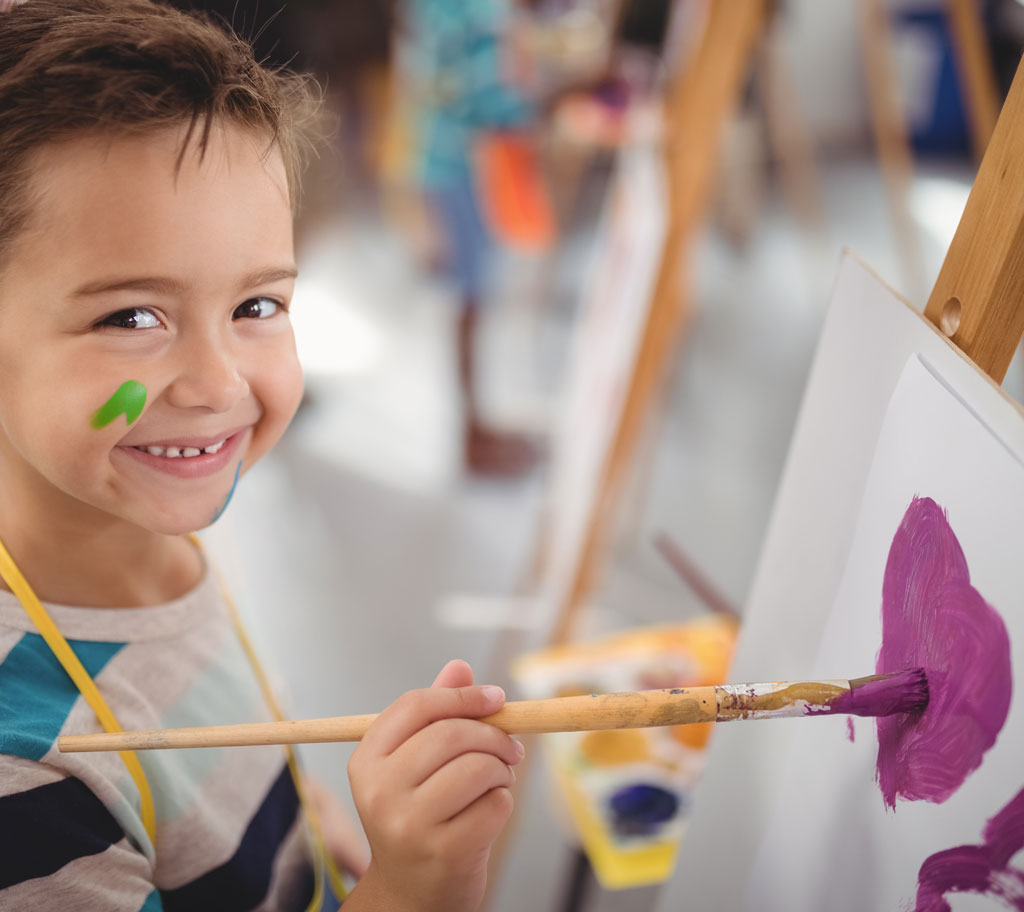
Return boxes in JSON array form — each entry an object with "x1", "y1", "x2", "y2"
[
  {"x1": 59, "y1": 688, "x2": 719, "y2": 752},
  {"x1": 60, "y1": 672, "x2": 927, "y2": 754}
]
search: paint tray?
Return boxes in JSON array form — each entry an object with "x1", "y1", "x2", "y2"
[{"x1": 511, "y1": 616, "x2": 738, "y2": 889}]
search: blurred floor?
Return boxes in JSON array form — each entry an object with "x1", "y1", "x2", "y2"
[{"x1": 202, "y1": 149, "x2": 1023, "y2": 912}]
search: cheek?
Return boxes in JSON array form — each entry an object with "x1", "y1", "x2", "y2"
[
  {"x1": 248, "y1": 344, "x2": 303, "y2": 452},
  {"x1": 265, "y1": 338, "x2": 304, "y2": 414},
  {"x1": 0, "y1": 371, "x2": 124, "y2": 485},
  {"x1": 280, "y1": 347, "x2": 305, "y2": 414},
  {"x1": 1, "y1": 335, "x2": 151, "y2": 440},
  {"x1": 7, "y1": 367, "x2": 93, "y2": 440}
]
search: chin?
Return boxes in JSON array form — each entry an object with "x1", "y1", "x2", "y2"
[{"x1": 129, "y1": 504, "x2": 220, "y2": 537}]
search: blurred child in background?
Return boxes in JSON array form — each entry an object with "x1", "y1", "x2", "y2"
[{"x1": 399, "y1": 0, "x2": 540, "y2": 477}]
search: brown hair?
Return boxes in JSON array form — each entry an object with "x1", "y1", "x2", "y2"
[{"x1": 0, "y1": 0, "x2": 321, "y2": 262}]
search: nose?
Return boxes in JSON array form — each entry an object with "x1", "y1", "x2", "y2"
[{"x1": 164, "y1": 328, "x2": 249, "y2": 413}]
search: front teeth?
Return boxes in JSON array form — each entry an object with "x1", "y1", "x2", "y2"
[{"x1": 138, "y1": 439, "x2": 227, "y2": 458}]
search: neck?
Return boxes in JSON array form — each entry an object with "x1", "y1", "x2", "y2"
[{"x1": 0, "y1": 462, "x2": 202, "y2": 608}]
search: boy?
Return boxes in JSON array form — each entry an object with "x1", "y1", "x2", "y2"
[{"x1": 0, "y1": 2, "x2": 523, "y2": 910}]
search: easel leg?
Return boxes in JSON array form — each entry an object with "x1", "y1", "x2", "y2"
[
  {"x1": 558, "y1": 848, "x2": 594, "y2": 912},
  {"x1": 945, "y1": 0, "x2": 1000, "y2": 162},
  {"x1": 856, "y1": 0, "x2": 927, "y2": 302},
  {"x1": 757, "y1": 10, "x2": 824, "y2": 233}
]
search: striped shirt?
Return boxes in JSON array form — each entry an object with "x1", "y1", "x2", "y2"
[{"x1": 0, "y1": 569, "x2": 340, "y2": 911}]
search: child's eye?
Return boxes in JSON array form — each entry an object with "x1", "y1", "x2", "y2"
[
  {"x1": 97, "y1": 308, "x2": 161, "y2": 330},
  {"x1": 233, "y1": 297, "x2": 281, "y2": 320}
]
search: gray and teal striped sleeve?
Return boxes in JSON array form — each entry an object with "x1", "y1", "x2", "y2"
[{"x1": 0, "y1": 574, "x2": 338, "y2": 911}]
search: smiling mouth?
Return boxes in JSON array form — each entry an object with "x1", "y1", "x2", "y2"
[{"x1": 132, "y1": 439, "x2": 228, "y2": 459}]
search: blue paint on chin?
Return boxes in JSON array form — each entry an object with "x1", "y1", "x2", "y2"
[{"x1": 210, "y1": 460, "x2": 242, "y2": 524}]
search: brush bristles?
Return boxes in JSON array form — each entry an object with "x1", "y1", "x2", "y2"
[
  {"x1": 848, "y1": 668, "x2": 930, "y2": 717},
  {"x1": 902, "y1": 667, "x2": 930, "y2": 713}
]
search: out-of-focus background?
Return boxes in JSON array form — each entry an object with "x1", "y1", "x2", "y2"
[{"x1": 191, "y1": 1, "x2": 1024, "y2": 910}]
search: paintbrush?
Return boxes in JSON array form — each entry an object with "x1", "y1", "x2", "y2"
[
  {"x1": 58, "y1": 669, "x2": 928, "y2": 753},
  {"x1": 58, "y1": 670, "x2": 929, "y2": 753}
]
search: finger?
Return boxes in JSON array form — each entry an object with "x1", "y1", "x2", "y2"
[
  {"x1": 413, "y1": 751, "x2": 515, "y2": 823},
  {"x1": 440, "y1": 784, "x2": 515, "y2": 854},
  {"x1": 432, "y1": 659, "x2": 474, "y2": 689},
  {"x1": 393, "y1": 717, "x2": 525, "y2": 786},
  {"x1": 361, "y1": 684, "x2": 506, "y2": 756}
]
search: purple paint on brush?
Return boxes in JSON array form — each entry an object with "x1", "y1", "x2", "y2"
[
  {"x1": 913, "y1": 787, "x2": 1024, "y2": 911},
  {"x1": 829, "y1": 669, "x2": 929, "y2": 717},
  {"x1": 876, "y1": 497, "x2": 1013, "y2": 810}
]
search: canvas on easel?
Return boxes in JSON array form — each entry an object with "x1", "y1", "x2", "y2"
[{"x1": 745, "y1": 328, "x2": 1023, "y2": 910}]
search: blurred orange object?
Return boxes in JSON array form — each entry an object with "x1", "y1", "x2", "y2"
[
  {"x1": 475, "y1": 131, "x2": 556, "y2": 250},
  {"x1": 670, "y1": 721, "x2": 714, "y2": 751},
  {"x1": 580, "y1": 729, "x2": 651, "y2": 766}
]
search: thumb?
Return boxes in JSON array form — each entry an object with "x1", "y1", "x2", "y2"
[{"x1": 432, "y1": 658, "x2": 475, "y2": 689}]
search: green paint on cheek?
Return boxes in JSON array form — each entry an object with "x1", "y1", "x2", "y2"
[{"x1": 90, "y1": 380, "x2": 147, "y2": 429}]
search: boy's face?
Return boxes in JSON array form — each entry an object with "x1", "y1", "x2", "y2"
[{"x1": 0, "y1": 124, "x2": 303, "y2": 535}]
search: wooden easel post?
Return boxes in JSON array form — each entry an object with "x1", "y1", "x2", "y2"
[
  {"x1": 849, "y1": 0, "x2": 1002, "y2": 299},
  {"x1": 547, "y1": 0, "x2": 768, "y2": 647},
  {"x1": 757, "y1": 10, "x2": 825, "y2": 232},
  {"x1": 925, "y1": 55, "x2": 1024, "y2": 383},
  {"x1": 946, "y1": 0, "x2": 1001, "y2": 163},
  {"x1": 856, "y1": 0, "x2": 926, "y2": 299}
]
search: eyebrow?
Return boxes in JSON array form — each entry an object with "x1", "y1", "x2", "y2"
[{"x1": 70, "y1": 266, "x2": 299, "y2": 298}]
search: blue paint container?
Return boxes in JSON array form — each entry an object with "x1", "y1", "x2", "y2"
[{"x1": 608, "y1": 784, "x2": 680, "y2": 837}]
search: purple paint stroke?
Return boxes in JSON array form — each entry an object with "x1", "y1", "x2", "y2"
[
  {"x1": 846, "y1": 718, "x2": 856, "y2": 743},
  {"x1": 914, "y1": 786, "x2": 1024, "y2": 911},
  {"x1": 876, "y1": 497, "x2": 1013, "y2": 810}
]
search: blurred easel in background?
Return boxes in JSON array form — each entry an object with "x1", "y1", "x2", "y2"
[
  {"x1": 480, "y1": 1, "x2": 1012, "y2": 910},
  {"x1": 482, "y1": 3, "x2": 770, "y2": 909},
  {"x1": 619, "y1": 0, "x2": 1005, "y2": 591},
  {"x1": 856, "y1": 0, "x2": 999, "y2": 302}
]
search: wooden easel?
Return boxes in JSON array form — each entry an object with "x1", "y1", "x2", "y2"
[
  {"x1": 946, "y1": 0, "x2": 1001, "y2": 164},
  {"x1": 857, "y1": 0, "x2": 1001, "y2": 302},
  {"x1": 857, "y1": 0, "x2": 926, "y2": 297},
  {"x1": 544, "y1": 0, "x2": 1006, "y2": 646},
  {"x1": 545, "y1": 0, "x2": 768, "y2": 648},
  {"x1": 925, "y1": 50, "x2": 1024, "y2": 381}
]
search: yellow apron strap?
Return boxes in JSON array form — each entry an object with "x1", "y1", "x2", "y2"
[
  {"x1": 219, "y1": 583, "x2": 351, "y2": 904},
  {"x1": 196, "y1": 537, "x2": 349, "y2": 906},
  {"x1": 0, "y1": 529, "x2": 348, "y2": 906},
  {"x1": 0, "y1": 535, "x2": 157, "y2": 846}
]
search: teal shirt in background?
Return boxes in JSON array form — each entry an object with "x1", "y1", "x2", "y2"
[{"x1": 403, "y1": 0, "x2": 533, "y2": 189}]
